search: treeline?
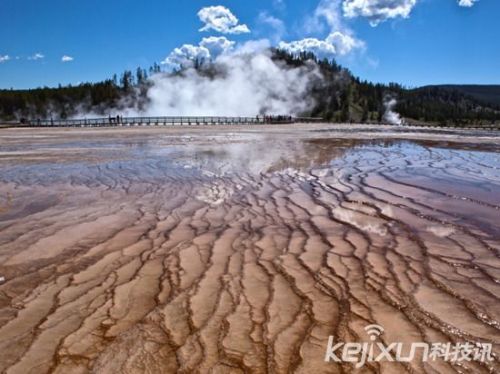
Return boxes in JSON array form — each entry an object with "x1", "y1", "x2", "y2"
[
  {"x1": 395, "y1": 86, "x2": 500, "y2": 125},
  {"x1": 1, "y1": 51, "x2": 499, "y2": 126},
  {"x1": 274, "y1": 50, "x2": 392, "y2": 122},
  {"x1": 273, "y1": 50, "x2": 500, "y2": 125},
  {"x1": 429, "y1": 85, "x2": 500, "y2": 107},
  {"x1": 0, "y1": 63, "x2": 161, "y2": 120}
]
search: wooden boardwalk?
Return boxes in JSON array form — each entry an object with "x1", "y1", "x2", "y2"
[{"x1": 23, "y1": 116, "x2": 324, "y2": 128}]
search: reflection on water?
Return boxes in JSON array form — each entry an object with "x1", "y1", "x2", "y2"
[{"x1": 1, "y1": 133, "x2": 499, "y2": 192}]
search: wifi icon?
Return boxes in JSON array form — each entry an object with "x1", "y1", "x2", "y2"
[{"x1": 365, "y1": 324, "x2": 384, "y2": 340}]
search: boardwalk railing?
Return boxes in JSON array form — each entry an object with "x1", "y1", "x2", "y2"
[
  {"x1": 295, "y1": 117, "x2": 324, "y2": 123},
  {"x1": 23, "y1": 116, "x2": 322, "y2": 128}
]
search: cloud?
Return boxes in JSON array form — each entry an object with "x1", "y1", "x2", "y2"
[
  {"x1": 327, "y1": 31, "x2": 365, "y2": 55},
  {"x1": 162, "y1": 36, "x2": 235, "y2": 69},
  {"x1": 61, "y1": 55, "x2": 74, "y2": 62},
  {"x1": 279, "y1": 31, "x2": 364, "y2": 58},
  {"x1": 198, "y1": 6, "x2": 250, "y2": 34},
  {"x1": 28, "y1": 53, "x2": 45, "y2": 60},
  {"x1": 279, "y1": 38, "x2": 337, "y2": 59},
  {"x1": 199, "y1": 36, "x2": 235, "y2": 57},
  {"x1": 162, "y1": 44, "x2": 210, "y2": 69},
  {"x1": 458, "y1": 0, "x2": 478, "y2": 7},
  {"x1": 295, "y1": 0, "x2": 364, "y2": 58},
  {"x1": 342, "y1": 0, "x2": 418, "y2": 26},
  {"x1": 314, "y1": 0, "x2": 343, "y2": 31},
  {"x1": 0, "y1": 55, "x2": 10, "y2": 63}
]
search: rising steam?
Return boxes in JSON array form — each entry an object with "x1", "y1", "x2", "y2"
[
  {"x1": 383, "y1": 97, "x2": 402, "y2": 126},
  {"x1": 118, "y1": 51, "x2": 321, "y2": 117}
]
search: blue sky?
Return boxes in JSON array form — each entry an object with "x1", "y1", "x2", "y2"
[{"x1": 1, "y1": 0, "x2": 498, "y2": 89}]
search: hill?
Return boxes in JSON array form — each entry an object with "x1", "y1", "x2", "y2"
[
  {"x1": 425, "y1": 85, "x2": 500, "y2": 107},
  {"x1": 0, "y1": 51, "x2": 499, "y2": 127},
  {"x1": 394, "y1": 85, "x2": 499, "y2": 125}
]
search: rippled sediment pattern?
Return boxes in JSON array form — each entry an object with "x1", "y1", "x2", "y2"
[{"x1": 0, "y1": 125, "x2": 499, "y2": 373}]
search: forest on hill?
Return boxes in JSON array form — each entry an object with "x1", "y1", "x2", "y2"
[
  {"x1": 423, "y1": 85, "x2": 500, "y2": 107},
  {"x1": 0, "y1": 51, "x2": 499, "y2": 126}
]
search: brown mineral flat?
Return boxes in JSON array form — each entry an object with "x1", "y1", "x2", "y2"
[{"x1": 0, "y1": 124, "x2": 499, "y2": 373}]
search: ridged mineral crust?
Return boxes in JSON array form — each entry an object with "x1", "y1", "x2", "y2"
[{"x1": 0, "y1": 124, "x2": 498, "y2": 373}]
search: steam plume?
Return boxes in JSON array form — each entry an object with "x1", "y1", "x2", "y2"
[
  {"x1": 122, "y1": 50, "x2": 321, "y2": 117},
  {"x1": 383, "y1": 97, "x2": 402, "y2": 125}
]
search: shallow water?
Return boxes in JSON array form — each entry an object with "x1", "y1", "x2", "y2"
[{"x1": 0, "y1": 124, "x2": 499, "y2": 373}]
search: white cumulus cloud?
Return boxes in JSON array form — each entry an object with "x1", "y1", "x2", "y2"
[
  {"x1": 279, "y1": 38, "x2": 337, "y2": 59},
  {"x1": 61, "y1": 55, "x2": 74, "y2": 62},
  {"x1": 326, "y1": 31, "x2": 365, "y2": 55},
  {"x1": 162, "y1": 44, "x2": 210, "y2": 69},
  {"x1": 293, "y1": 0, "x2": 364, "y2": 58},
  {"x1": 0, "y1": 55, "x2": 10, "y2": 63},
  {"x1": 28, "y1": 52, "x2": 45, "y2": 60},
  {"x1": 199, "y1": 36, "x2": 235, "y2": 58},
  {"x1": 279, "y1": 31, "x2": 364, "y2": 58},
  {"x1": 198, "y1": 6, "x2": 250, "y2": 34},
  {"x1": 162, "y1": 36, "x2": 235, "y2": 69},
  {"x1": 342, "y1": 0, "x2": 418, "y2": 26},
  {"x1": 458, "y1": 0, "x2": 478, "y2": 7}
]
